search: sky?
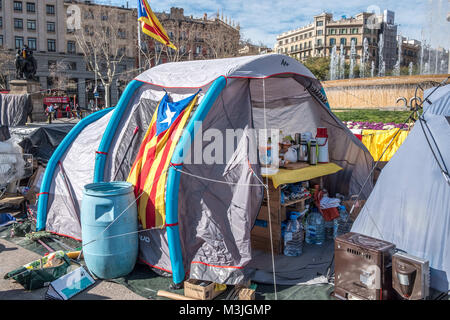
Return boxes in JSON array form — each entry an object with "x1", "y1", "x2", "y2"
[{"x1": 95, "y1": 0, "x2": 449, "y2": 48}]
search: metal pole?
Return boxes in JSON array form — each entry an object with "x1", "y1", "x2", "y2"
[
  {"x1": 94, "y1": 54, "x2": 98, "y2": 110},
  {"x1": 138, "y1": 20, "x2": 142, "y2": 70}
]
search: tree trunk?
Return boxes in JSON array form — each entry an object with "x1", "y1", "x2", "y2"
[{"x1": 105, "y1": 83, "x2": 111, "y2": 108}]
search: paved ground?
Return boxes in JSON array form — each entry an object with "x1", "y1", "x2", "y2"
[{"x1": 0, "y1": 238, "x2": 146, "y2": 300}]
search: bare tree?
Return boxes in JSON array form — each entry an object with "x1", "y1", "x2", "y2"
[
  {"x1": 203, "y1": 22, "x2": 240, "y2": 59},
  {"x1": 0, "y1": 50, "x2": 15, "y2": 90},
  {"x1": 48, "y1": 60, "x2": 70, "y2": 93},
  {"x1": 72, "y1": 10, "x2": 129, "y2": 108}
]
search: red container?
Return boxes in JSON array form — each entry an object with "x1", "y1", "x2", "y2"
[{"x1": 316, "y1": 127, "x2": 328, "y2": 138}]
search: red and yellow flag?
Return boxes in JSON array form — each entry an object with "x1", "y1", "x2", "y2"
[
  {"x1": 127, "y1": 92, "x2": 199, "y2": 229},
  {"x1": 137, "y1": 0, "x2": 177, "y2": 50}
]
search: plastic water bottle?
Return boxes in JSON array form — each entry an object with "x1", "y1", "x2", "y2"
[
  {"x1": 324, "y1": 220, "x2": 338, "y2": 240},
  {"x1": 305, "y1": 209, "x2": 325, "y2": 245},
  {"x1": 283, "y1": 212, "x2": 304, "y2": 256},
  {"x1": 336, "y1": 205, "x2": 351, "y2": 236}
]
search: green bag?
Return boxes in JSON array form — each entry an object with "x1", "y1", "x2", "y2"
[{"x1": 3, "y1": 251, "x2": 71, "y2": 290}]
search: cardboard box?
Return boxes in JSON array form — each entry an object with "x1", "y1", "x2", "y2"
[
  {"x1": 251, "y1": 234, "x2": 283, "y2": 254},
  {"x1": 184, "y1": 279, "x2": 226, "y2": 300},
  {"x1": 239, "y1": 288, "x2": 255, "y2": 300}
]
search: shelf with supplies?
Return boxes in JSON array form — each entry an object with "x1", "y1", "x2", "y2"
[{"x1": 251, "y1": 162, "x2": 344, "y2": 255}]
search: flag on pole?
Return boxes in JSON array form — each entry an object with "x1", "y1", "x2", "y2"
[
  {"x1": 137, "y1": 0, "x2": 177, "y2": 50},
  {"x1": 127, "y1": 91, "x2": 200, "y2": 229}
]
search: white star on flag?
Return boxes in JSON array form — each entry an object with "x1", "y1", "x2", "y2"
[{"x1": 160, "y1": 106, "x2": 176, "y2": 125}]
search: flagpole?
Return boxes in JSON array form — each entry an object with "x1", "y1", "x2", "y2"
[{"x1": 137, "y1": 20, "x2": 142, "y2": 71}]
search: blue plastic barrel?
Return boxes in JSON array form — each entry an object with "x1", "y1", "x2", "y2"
[{"x1": 81, "y1": 181, "x2": 138, "y2": 279}]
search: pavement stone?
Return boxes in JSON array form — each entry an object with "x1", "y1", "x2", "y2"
[{"x1": 0, "y1": 238, "x2": 146, "y2": 300}]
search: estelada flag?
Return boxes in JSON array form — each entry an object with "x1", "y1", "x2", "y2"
[
  {"x1": 137, "y1": 0, "x2": 177, "y2": 50},
  {"x1": 127, "y1": 91, "x2": 200, "y2": 229}
]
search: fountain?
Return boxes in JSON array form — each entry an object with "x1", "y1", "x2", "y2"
[
  {"x1": 393, "y1": 36, "x2": 402, "y2": 76},
  {"x1": 360, "y1": 38, "x2": 369, "y2": 78},
  {"x1": 378, "y1": 33, "x2": 385, "y2": 77},
  {"x1": 371, "y1": 61, "x2": 375, "y2": 78},
  {"x1": 339, "y1": 44, "x2": 345, "y2": 79},
  {"x1": 349, "y1": 39, "x2": 356, "y2": 79},
  {"x1": 329, "y1": 45, "x2": 338, "y2": 80},
  {"x1": 419, "y1": 0, "x2": 449, "y2": 75},
  {"x1": 409, "y1": 62, "x2": 413, "y2": 76}
]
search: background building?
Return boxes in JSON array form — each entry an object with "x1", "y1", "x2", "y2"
[
  {"x1": 141, "y1": 7, "x2": 241, "y2": 66},
  {"x1": 274, "y1": 11, "x2": 381, "y2": 67},
  {"x1": 0, "y1": 1, "x2": 242, "y2": 109}
]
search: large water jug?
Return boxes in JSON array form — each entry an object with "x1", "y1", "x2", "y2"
[
  {"x1": 283, "y1": 212, "x2": 304, "y2": 256},
  {"x1": 81, "y1": 181, "x2": 138, "y2": 279},
  {"x1": 305, "y1": 209, "x2": 325, "y2": 245}
]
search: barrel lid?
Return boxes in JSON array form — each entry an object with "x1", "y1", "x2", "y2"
[{"x1": 83, "y1": 181, "x2": 134, "y2": 196}]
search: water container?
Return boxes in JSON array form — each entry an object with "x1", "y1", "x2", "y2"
[
  {"x1": 336, "y1": 205, "x2": 352, "y2": 236},
  {"x1": 316, "y1": 127, "x2": 329, "y2": 163},
  {"x1": 81, "y1": 181, "x2": 138, "y2": 279},
  {"x1": 283, "y1": 212, "x2": 304, "y2": 256},
  {"x1": 305, "y1": 209, "x2": 325, "y2": 245}
]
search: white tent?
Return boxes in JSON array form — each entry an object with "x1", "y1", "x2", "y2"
[
  {"x1": 352, "y1": 84, "x2": 450, "y2": 292},
  {"x1": 36, "y1": 54, "x2": 374, "y2": 285}
]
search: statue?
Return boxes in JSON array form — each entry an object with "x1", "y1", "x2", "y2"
[{"x1": 15, "y1": 45, "x2": 38, "y2": 81}]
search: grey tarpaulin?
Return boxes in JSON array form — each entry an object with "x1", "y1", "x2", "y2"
[
  {"x1": 0, "y1": 94, "x2": 32, "y2": 126},
  {"x1": 352, "y1": 84, "x2": 450, "y2": 292}
]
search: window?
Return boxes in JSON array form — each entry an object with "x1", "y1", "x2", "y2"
[
  {"x1": 340, "y1": 38, "x2": 347, "y2": 45},
  {"x1": 117, "y1": 29, "x2": 126, "y2": 39},
  {"x1": 27, "y1": 37, "x2": 36, "y2": 50},
  {"x1": 339, "y1": 28, "x2": 347, "y2": 34},
  {"x1": 26, "y1": 2, "x2": 35, "y2": 12},
  {"x1": 47, "y1": 39, "x2": 56, "y2": 52},
  {"x1": 15, "y1": 36, "x2": 24, "y2": 49},
  {"x1": 27, "y1": 20, "x2": 36, "y2": 30},
  {"x1": 47, "y1": 22, "x2": 55, "y2": 32},
  {"x1": 317, "y1": 39, "x2": 322, "y2": 46},
  {"x1": 67, "y1": 41, "x2": 76, "y2": 53},
  {"x1": 330, "y1": 38, "x2": 336, "y2": 46},
  {"x1": 14, "y1": 1, "x2": 23, "y2": 12},
  {"x1": 317, "y1": 30, "x2": 323, "y2": 36},
  {"x1": 46, "y1": 4, "x2": 55, "y2": 15},
  {"x1": 316, "y1": 21, "x2": 323, "y2": 27},
  {"x1": 351, "y1": 37, "x2": 357, "y2": 45},
  {"x1": 352, "y1": 28, "x2": 359, "y2": 34},
  {"x1": 329, "y1": 28, "x2": 336, "y2": 35},
  {"x1": 299, "y1": 43, "x2": 302, "y2": 50},
  {"x1": 67, "y1": 62, "x2": 77, "y2": 70},
  {"x1": 14, "y1": 18, "x2": 23, "y2": 29},
  {"x1": 0, "y1": 35, "x2": 3, "y2": 47},
  {"x1": 0, "y1": 17, "x2": 2, "y2": 28}
]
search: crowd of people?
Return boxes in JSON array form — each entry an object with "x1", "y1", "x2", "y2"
[{"x1": 44, "y1": 103, "x2": 83, "y2": 123}]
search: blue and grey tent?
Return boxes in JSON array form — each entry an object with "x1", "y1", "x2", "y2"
[{"x1": 35, "y1": 54, "x2": 374, "y2": 286}]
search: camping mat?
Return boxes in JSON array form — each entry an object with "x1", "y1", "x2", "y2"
[
  {"x1": 248, "y1": 241, "x2": 335, "y2": 285},
  {"x1": 1, "y1": 223, "x2": 448, "y2": 301}
]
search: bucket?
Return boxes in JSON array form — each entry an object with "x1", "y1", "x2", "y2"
[
  {"x1": 81, "y1": 181, "x2": 138, "y2": 279},
  {"x1": 316, "y1": 127, "x2": 329, "y2": 163}
]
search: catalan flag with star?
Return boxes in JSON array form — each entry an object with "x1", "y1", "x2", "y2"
[
  {"x1": 127, "y1": 91, "x2": 199, "y2": 229},
  {"x1": 137, "y1": 0, "x2": 177, "y2": 50}
]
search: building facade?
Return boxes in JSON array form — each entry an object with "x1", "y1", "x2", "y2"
[
  {"x1": 275, "y1": 12, "x2": 380, "y2": 66},
  {"x1": 1, "y1": 1, "x2": 241, "y2": 109},
  {"x1": 274, "y1": 11, "x2": 402, "y2": 78},
  {"x1": 142, "y1": 7, "x2": 241, "y2": 65}
]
